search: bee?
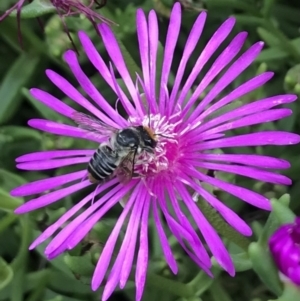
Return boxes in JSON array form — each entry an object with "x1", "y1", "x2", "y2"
[{"x1": 72, "y1": 112, "x2": 157, "y2": 184}]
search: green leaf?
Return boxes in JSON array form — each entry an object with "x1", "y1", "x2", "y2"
[
  {"x1": 0, "y1": 169, "x2": 27, "y2": 192},
  {"x1": 272, "y1": 282, "x2": 300, "y2": 301},
  {"x1": 258, "y1": 194, "x2": 291, "y2": 246},
  {"x1": 257, "y1": 27, "x2": 280, "y2": 47},
  {"x1": 0, "y1": 257, "x2": 13, "y2": 290},
  {"x1": 0, "y1": 53, "x2": 40, "y2": 124},
  {"x1": 248, "y1": 242, "x2": 283, "y2": 296},
  {"x1": 9, "y1": 0, "x2": 55, "y2": 18},
  {"x1": 0, "y1": 189, "x2": 23, "y2": 212},
  {"x1": 271, "y1": 197, "x2": 296, "y2": 225},
  {"x1": 64, "y1": 253, "x2": 95, "y2": 280},
  {"x1": 230, "y1": 252, "x2": 252, "y2": 272}
]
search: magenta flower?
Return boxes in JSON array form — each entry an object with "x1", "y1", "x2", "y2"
[
  {"x1": 11, "y1": 3, "x2": 299, "y2": 300},
  {"x1": 269, "y1": 218, "x2": 300, "y2": 286}
]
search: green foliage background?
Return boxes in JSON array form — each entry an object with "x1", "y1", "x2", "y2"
[{"x1": 0, "y1": 0, "x2": 300, "y2": 301}]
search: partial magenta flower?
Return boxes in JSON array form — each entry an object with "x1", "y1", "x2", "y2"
[
  {"x1": 11, "y1": 3, "x2": 300, "y2": 300},
  {"x1": 269, "y1": 218, "x2": 300, "y2": 286}
]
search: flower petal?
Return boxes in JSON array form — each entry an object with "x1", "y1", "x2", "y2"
[
  {"x1": 44, "y1": 181, "x2": 125, "y2": 256},
  {"x1": 199, "y1": 72, "x2": 275, "y2": 120},
  {"x1": 91, "y1": 181, "x2": 141, "y2": 291},
  {"x1": 189, "y1": 41, "x2": 264, "y2": 122},
  {"x1": 177, "y1": 182, "x2": 235, "y2": 276},
  {"x1": 63, "y1": 50, "x2": 124, "y2": 128},
  {"x1": 202, "y1": 109, "x2": 292, "y2": 137},
  {"x1": 148, "y1": 10, "x2": 159, "y2": 110},
  {"x1": 16, "y1": 149, "x2": 94, "y2": 163},
  {"x1": 28, "y1": 119, "x2": 105, "y2": 143},
  {"x1": 181, "y1": 31, "x2": 248, "y2": 120},
  {"x1": 17, "y1": 157, "x2": 90, "y2": 170},
  {"x1": 197, "y1": 95, "x2": 297, "y2": 133},
  {"x1": 180, "y1": 174, "x2": 252, "y2": 236},
  {"x1": 135, "y1": 197, "x2": 151, "y2": 301},
  {"x1": 176, "y1": 17, "x2": 236, "y2": 107},
  {"x1": 98, "y1": 23, "x2": 143, "y2": 116},
  {"x1": 30, "y1": 88, "x2": 75, "y2": 118},
  {"x1": 186, "y1": 167, "x2": 271, "y2": 210},
  {"x1": 188, "y1": 153, "x2": 290, "y2": 169},
  {"x1": 15, "y1": 180, "x2": 91, "y2": 214},
  {"x1": 11, "y1": 170, "x2": 86, "y2": 197},
  {"x1": 168, "y1": 11, "x2": 207, "y2": 115},
  {"x1": 29, "y1": 178, "x2": 118, "y2": 250},
  {"x1": 152, "y1": 198, "x2": 178, "y2": 274},
  {"x1": 193, "y1": 132, "x2": 300, "y2": 150},
  {"x1": 159, "y1": 3, "x2": 181, "y2": 114},
  {"x1": 78, "y1": 31, "x2": 136, "y2": 116}
]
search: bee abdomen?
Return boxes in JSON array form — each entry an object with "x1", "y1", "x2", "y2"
[{"x1": 88, "y1": 145, "x2": 118, "y2": 182}]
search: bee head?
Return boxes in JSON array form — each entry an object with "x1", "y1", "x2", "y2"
[{"x1": 140, "y1": 126, "x2": 157, "y2": 153}]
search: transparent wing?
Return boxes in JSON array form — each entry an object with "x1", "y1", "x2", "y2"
[
  {"x1": 115, "y1": 150, "x2": 136, "y2": 184},
  {"x1": 72, "y1": 111, "x2": 118, "y2": 138}
]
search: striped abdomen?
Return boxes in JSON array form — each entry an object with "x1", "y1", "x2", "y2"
[{"x1": 88, "y1": 144, "x2": 119, "y2": 183}]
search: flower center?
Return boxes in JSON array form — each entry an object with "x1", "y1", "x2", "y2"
[{"x1": 128, "y1": 113, "x2": 181, "y2": 178}]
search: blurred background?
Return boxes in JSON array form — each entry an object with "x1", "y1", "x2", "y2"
[{"x1": 0, "y1": 0, "x2": 300, "y2": 301}]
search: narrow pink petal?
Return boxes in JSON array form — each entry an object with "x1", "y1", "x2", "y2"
[
  {"x1": 11, "y1": 170, "x2": 86, "y2": 197},
  {"x1": 159, "y1": 3, "x2": 181, "y2": 114},
  {"x1": 187, "y1": 153, "x2": 290, "y2": 169},
  {"x1": 177, "y1": 182, "x2": 235, "y2": 276},
  {"x1": 120, "y1": 189, "x2": 149, "y2": 288},
  {"x1": 17, "y1": 157, "x2": 89, "y2": 170},
  {"x1": 46, "y1": 70, "x2": 117, "y2": 124},
  {"x1": 16, "y1": 150, "x2": 94, "y2": 163},
  {"x1": 15, "y1": 180, "x2": 91, "y2": 214},
  {"x1": 108, "y1": 63, "x2": 136, "y2": 116},
  {"x1": 201, "y1": 109, "x2": 292, "y2": 137},
  {"x1": 197, "y1": 95, "x2": 297, "y2": 133},
  {"x1": 136, "y1": 9, "x2": 150, "y2": 95},
  {"x1": 198, "y1": 72, "x2": 275, "y2": 120},
  {"x1": 44, "y1": 181, "x2": 125, "y2": 255},
  {"x1": 168, "y1": 11, "x2": 207, "y2": 115},
  {"x1": 63, "y1": 182, "x2": 137, "y2": 250},
  {"x1": 176, "y1": 17, "x2": 236, "y2": 107},
  {"x1": 159, "y1": 198, "x2": 212, "y2": 274},
  {"x1": 28, "y1": 119, "x2": 105, "y2": 143},
  {"x1": 193, "y1": 132, "x2": 300, "y2": 150},
  {"x1": 78, "y1": 31, "x2": 136, "y2": 116},
  {"x1": 188, "y1": 41, "x2": 264, "y2": 123},
  {"x1": 91, "y1": 181, "x2": 141, "y2": 291},
  {"x1": 30, "y1": 88, "x2": 75, "y2": 118},
  {"x1": 63, "y1": 51, "x2": 124, "y2": 128},
  {"x1": 181, "y1": 32, "x2": 248, "y2": 119},
  {"x1": 98, "y1": 23, "x2": 143, "y2": 116},
  {"x1": 165, "y1": 181, "x2": 211, "y2": 264},
  {"x1": 135, "y1": 197, "x2": 151, "y2": 301},
  {"x1": 102, "y1": 187, "x2": 147, "y2": 301},
  {"x1": 191, "y1": 161, "x2": 291, "y2": 185},
  {"x1": 185, "y1": 166, "x2": 271, "y2": 210},
  {"x1": 148, "y1": 10, "x2": 158, "y2": 111},
  {"x1": 152, "y1": 198, "x2": 178, "y2": 274},
  {"x1": 180, "y1": 174, "x2": 251, "y2": 235}
]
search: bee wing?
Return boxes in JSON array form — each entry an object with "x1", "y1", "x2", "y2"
[
  {"x1": 72, "y1": 112, "x2": 118, "y2": 138},
  {"x1": 115, "y1": 150, "x2": 136, "y2": 184}
]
